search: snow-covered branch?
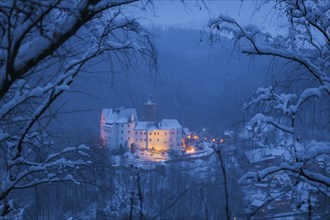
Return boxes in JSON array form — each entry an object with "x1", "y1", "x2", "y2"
[
  {"x1": 1, "y1": 145, "x2": 91, "y2": 201},
  {"x1": 0, "y1": 0, "x2": 156, "y2": 214},
  {"x1": 208, "y1": 0, "x2": 330, "y2": 95},
  {"x1": 239, "y1": 161, "x2": 330, "y2": 190},
  {"x1": 247, "y1": 113, "x2": 294, "y2": 134},
  {"x1": 209, "y1": 0, "x2": 330, "y2": 201}
]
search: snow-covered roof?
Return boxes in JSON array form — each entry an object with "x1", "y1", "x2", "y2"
[
  {"x1": 135, "y1": 119, "x2": 181, "y2": 131},
  {"x1": 135, "y1": 121, "x2": 159, "y2": 130},
  {"x1": 145, "y1": 99, "x2": 155, "y2": 105},
  {"x1": 244, "y1": 147, "x2": 293, "y2": 163},
  {"x1": 183, "y1": 127, "x2": 191, "y2": 135},
  {"x1": 244, "y1": 148, "x2": 275, "y2": 163},
  {"x1": 251, "y1": 199, "x2": 264, "y2": 207},
  {"x1": 274, "y1": 172, "x2": 291, "y2": 185},
  {"x1": 160, "y1": 119, "x2": 181, "y2": 129},
  {"x1": 102, "y1": 108, "x2": 138, "y2": 125},
  {"x1": 271, "y1": 147, "x2": 292, "y2": 160}
]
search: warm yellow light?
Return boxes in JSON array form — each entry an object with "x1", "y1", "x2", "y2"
[
  {"x1": 212, "y1": 138, "x2": 216, "y2": 142},
  {"x1": 187, "y1": 135, "x2": 191, "y2": 139},
  {"x1": 186, "y1": 147, "x2": 195, "y2": 154},
  {"x1": 194, "y1": 135, "x2": 199, "y2": 140},
  {"x1": 220, "y1": 138, "x2": 224, "y2": 143}
]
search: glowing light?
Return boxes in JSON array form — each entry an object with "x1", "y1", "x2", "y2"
[
  {"x1": 186, "y1": 147, "x2": 195, "y2": 154},
  {"x1": 193, "y1": 135, "x2": 199, "y2": 140},
  {"x1": 187, "y1": 135, "x2": 191, "y2": 139},
  {"x1": 220, "y1": 138, "x2": 224, "y2": 143},
  {"x1": 212, "y1": 138, "x2": 216, "y2": 142}
]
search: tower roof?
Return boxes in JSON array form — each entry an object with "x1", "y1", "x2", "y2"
[{"x1": 144, "y1": 98, "x2": 155, "y2": 105}]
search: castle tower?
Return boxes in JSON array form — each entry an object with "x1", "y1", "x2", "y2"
[{"x1": 143, "y1": 98, "x2": 156, "y2": 121}]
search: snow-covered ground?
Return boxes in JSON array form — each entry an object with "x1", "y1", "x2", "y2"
[{"x1": 110, "y1": 143, "x2": 215, "y2": 169}]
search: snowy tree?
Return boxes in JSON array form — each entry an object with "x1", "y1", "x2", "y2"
[
  {"x1": 208, "y1": 0, "x2": 329, "y2": 210},
  {"x1": 0, "y1": 0, "x2": 156, "y2": 217}
]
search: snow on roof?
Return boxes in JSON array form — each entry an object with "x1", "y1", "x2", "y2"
[
  {"x1": 244, "y1": 148, "x2": 275, "y2": 163},
  {"x1": 270, "y1": 190, "x2": 282, "y2": 200},
  {"x1": 144, "y1": 99, "x2": 155, "y2": 105},
  {"x1": 135, "y1": 119, "x2": 181, "y2": 131},
  {"x1": 271, "y1": 147, "x2": 292, "y2": 160},
  {"x1": 102, "y1": 108, "x2": 138, "y2": 125},
  {"x1": 160, "y1": 119, "x2": 181, "y2": 129},
  {"x1": 244, "y1": 147, "x2": 293, "y2": 163},
  {"x1": 183, "y1": 127, "x2": 191, "y2": 135},
  {"x1": 274, "y1": 172, "x2": 291, "y2": 185},
  {"x1": 251, "y1": 199, "x2": 265, "y2": 207},
  {"x1": 135, "y1": 121, "x2": 159, "y2": 130}
]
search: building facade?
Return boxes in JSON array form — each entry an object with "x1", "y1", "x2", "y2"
[{"x1": 101, "y1": 108, "x2": 182, "y2": 152}]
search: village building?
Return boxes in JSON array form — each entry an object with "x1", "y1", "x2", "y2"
[{"x1": 100, "y1": 100, "x2": 182, "y2": 153}]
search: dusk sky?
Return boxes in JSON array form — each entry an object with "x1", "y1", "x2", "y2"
[{"x1": 131, "y1": 1, "x2": 280, "y2": 31}]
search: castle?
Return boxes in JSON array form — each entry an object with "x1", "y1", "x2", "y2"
[{"x1": 100, "y1": 100, "x2": 183, "y2": 153}]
